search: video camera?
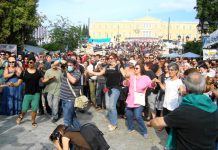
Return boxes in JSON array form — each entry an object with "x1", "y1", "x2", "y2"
[{"x1": 49, "y1": 128, "x2": 61, "y2": 141}]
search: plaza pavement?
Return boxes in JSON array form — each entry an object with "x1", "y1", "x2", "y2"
[{"x1": 0, "y1": 106, "x2": 167, "y2": 150}]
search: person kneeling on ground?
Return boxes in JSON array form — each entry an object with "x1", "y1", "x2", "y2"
[{"x1": 50, "y1": 124, "x2": 91, "y2": 150}]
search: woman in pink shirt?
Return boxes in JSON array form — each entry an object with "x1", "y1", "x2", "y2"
[{"x1": 124, "y1": 63, "x2": 156, "y2": 138}]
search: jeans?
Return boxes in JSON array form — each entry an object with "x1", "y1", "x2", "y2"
[
  {"x1": 105, "y1": 88, "x2": 120, "y2": 126},
  {"x1": 47, "y1": 93, "x2": 59, "y2": 119},
  {"x1": 96, "y1": 83, "x2": 106, "y2": 107},
  {"x1": 125, "y1": 106, "x2": 147, "y2": 135},
  {"x1": 62, "y1": 99, "x2": 80, "y2": 128}
]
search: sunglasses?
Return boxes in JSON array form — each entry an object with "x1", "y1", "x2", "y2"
[
  {"x1": 135, "y1": 67, "x2": 140, "y2": 70},
  {"x1": 28, "y1": 61, "x2": 34, "y2": 64},
  {"x1": 9, "y1": 61, "x2": 15, "y2": 64}
]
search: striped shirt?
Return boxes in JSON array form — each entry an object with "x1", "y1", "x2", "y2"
[{"x1": 60, "y1": 69, "x2": 81, "y2": 101}]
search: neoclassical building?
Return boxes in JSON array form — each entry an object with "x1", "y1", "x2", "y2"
[{"x1": 89, "y1": 16, "x2": 199, "y2": 42}]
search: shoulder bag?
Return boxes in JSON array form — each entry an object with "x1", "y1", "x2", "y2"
[
  {"x1": 67, "y1": 78, "x2": 89, "y2": 109},
  {"x1": 133, "y1": 76, "x2": 146, "y2": 106}
]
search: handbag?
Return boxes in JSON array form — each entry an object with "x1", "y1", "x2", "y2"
[
  {"x1": 133, "y1": 76, "x2": 146, "y2": 106},
  {"x1": 67, "y1": 78, "x2": 89, "y2": 109}
]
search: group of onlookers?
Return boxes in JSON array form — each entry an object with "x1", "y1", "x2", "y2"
[{"x1": 0, "y1": 46, "x2": 217, "y2": 149}]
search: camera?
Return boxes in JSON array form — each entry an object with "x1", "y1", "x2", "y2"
[
  {"x1": 49, "y1": 128, "x2": 61, "y2": 141},
  {"x1": 61, "y1": 63, "x2": 67, "y2": 69}
]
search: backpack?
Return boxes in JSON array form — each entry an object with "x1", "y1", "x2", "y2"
[{"x1": 80, "y1": 123, "x2": 110, "y2": 150}]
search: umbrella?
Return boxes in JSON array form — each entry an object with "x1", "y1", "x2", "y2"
[{"x1": 182, "y1": 52, "x2": 201, "y2": 58}]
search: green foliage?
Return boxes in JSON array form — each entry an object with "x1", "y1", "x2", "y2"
[
  {"x1": 42, "y1": 42, "x2": 61, "y2": 51},
  {"x1": 48, "y1": 16, "x2": 83, "y2": 51},
  {"x1": 183, "y1": 41, "x2": 203, "y2": 55},
  {"x1": 0, "y1": 0, "x2": 42, "y2": 45},
  {"x1": 195, "y1": 0, "x2": 218, "y2": 33}
]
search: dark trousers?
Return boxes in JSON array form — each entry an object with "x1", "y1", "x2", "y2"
[
  {"x1": 163, "y1": 107, "x2": 172, "y2": 134},
  {"x1": 96, "y1": 82, "x2": 106, "y2": 107}
]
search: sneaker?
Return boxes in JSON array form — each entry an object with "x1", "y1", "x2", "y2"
[
  {"x1": 143, "y1": 133, "x2": 148, "y2": 139},
  {"x1": 128, "y1": 129, "x2": 135, "y2": 133},
  {"x1": 108, "y1": 124, "x2": 112, "y2": 128},
  {"x1": 108, "y1": 125, "x2": 117, "y2": 131}
]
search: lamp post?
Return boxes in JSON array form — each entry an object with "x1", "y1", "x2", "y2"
[
  {"x1": 178, "y1": 35, "x2": 181, "y2": 41},
  {"x1": 197, "y1": 21, "x2": 209, "y2": 44},
  {"x1": 185, "y1": 35, "x2": 190, "y2": 42}
]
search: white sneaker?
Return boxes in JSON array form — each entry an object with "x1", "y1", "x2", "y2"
[
  {"x1": 108, "y1": 125, "x2": 117, "y2": 131},
  {"x1": 108, "y1": 124, "x2": 113, "y2": 128},
  {"x1": 143, "y1": 133, "x2": 148, "y2": 139}
]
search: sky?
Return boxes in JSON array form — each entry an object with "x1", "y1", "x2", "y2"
[{"x1": 37, "y1": 0, "x2": 198, "y2": 25}]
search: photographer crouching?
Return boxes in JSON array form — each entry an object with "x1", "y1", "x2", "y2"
[
  {"x1": 50, "y1": 124, "x2": 91, "y2": 150},
  {"x1": 57, "y1": 59, "x2": 81, "y2": 128}
]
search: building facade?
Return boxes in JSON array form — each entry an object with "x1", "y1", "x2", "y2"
[
  {"x1": 89, "y1": 17, "x2": 199, "y2": 42},
  {"x1": 32, "y1": 26, "x2": 50, "y2": 45}
]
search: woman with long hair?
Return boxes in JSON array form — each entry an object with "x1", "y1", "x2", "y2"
[{"x1": 88, "y1": 53, "x2": 126, "y2": 131}]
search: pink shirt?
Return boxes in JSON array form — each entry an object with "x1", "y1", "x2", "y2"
[{"x1": 126, "y1": 75, "x2": 155, "y2": 108}]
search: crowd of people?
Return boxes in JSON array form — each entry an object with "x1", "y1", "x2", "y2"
[{"x1": 0, "y1": 41, "x2": 218, "y2": 149}]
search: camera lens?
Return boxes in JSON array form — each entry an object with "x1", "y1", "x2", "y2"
[{"x1": 61, "y1": 64, "x2": 66, "y2": 69}]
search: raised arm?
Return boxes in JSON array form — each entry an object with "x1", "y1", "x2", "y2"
[
  {"x1": 119, "y1": 67, "x2": 126, "y2": 77},
  {"x1": 155, "y1": 78, "x2": 166, "y2": 90},
  {"x1": 88, "y1": 68, "x2": 106, "y2": 76}
]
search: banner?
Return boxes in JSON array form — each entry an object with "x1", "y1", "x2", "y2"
[
  {"x1": 203, "y1": 29, "x2": 218, "y2": 48},
  {"x1": 0, "y1": 44, "x2": 17, "y2": 55},
  {"x1": 203, "y1": 49, "x2": 218, "y2": 60},
  {"x1": 88, "y1": 38, "x2": 111, "y2": 43}
]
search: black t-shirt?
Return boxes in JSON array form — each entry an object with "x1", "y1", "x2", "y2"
[
  {"x1": 164, "y1": 105, "x2": 218, "y2": 150},
  {"x1": 105, "y1": 64, "x2": 122, "y2": 88},
  {"x1": 19, "y1": 69, "x2": 43, "y2": 94},
  {"x1": 144, "y1": 70, "x2": 156, "y2": 95}
]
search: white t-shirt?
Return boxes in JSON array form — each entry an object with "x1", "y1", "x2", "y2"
[
  {"x1": 163, "y1": 78, "x2": 183, "y2": 111},
  {"x1": 87, "y1": 64, "x2": 97, "y2": 80}
]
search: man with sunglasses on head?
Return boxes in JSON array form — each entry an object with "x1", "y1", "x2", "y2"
[{"x1": 10, "y1": 55, "x2": 45, "y2": 128}]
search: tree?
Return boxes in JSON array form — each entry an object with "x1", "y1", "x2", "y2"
[
  {"x1": 195, "y1": 0, "x2": 218, "y2": 33},
  {"x1": 0, "y1": 0, "x2": 42, "y2": 45},
  {"x1": 44, "y1": 16, "x2": 81, "y2": 51},
  {"x1": 183, "y1": 41, "x2": 203, "y2": 55}
]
